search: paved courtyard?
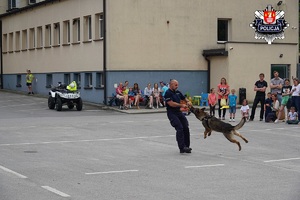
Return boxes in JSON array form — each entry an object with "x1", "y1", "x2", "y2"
[{"x1": 0, "y1": 91, "x2": 299, "y2": 200}]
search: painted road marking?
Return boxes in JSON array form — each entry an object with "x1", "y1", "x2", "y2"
[
  {"x1": 185, "y1": 164, "x2": 225, "y2": 169},
  {"x1": 0, "y1": 165, "x2": 27, "y2": 178},
  {"x1": 264, "y1": 157, "x2": 300, "y2": 163},
  {"x1": 0, "y1": 135, "x2": 175, "y2": 146},
  {"x1": 41, "y1": 186, "x2": 70, "y2": 197},
  {"x1": 86, "y1": 169, "x2": 139, "y2": 175}
]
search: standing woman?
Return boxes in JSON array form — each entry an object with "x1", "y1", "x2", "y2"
[
  {"x1": 217, "y1": 77, "x2": 230, "y2": 120},
  {"x1": 290, "y1": 78, "x2": 300, "y2": 118}
]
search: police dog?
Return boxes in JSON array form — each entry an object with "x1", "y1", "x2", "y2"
[{"x1": 189, "y1": 106, "x2": 248, "y2": 151}]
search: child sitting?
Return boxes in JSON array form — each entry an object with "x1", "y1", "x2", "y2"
[
  {"x1": 286, "y1": 107, "x2": 299, "y2": 124},
  {"x1": 240, "y1": 99, "x2": 250, "y2": 121}
]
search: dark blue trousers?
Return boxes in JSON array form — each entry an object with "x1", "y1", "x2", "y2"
[
  {"x1": 291, "y1": 96, "x2": 300, "y2": 117},
  {"x1": 167, "y1": 111, "x2": 190, "y2": 150}
]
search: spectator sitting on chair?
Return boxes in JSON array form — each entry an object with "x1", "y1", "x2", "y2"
[
  {"x1": 133, "y1": 83, "x2": 142, "y2": 109},
  {"x1": 116, "y1": 82, "x2": 129, "y2": 109},
  {"x1": 160, "y1": 81, "x2": 169, "y2": 107},
  {"x1": 128, "y1": 87, "x2": 135, "y2": 108},
  {"x1": 144, "y1": 83, "x2": 154, "y2": 109},
  {"x1": 153, "y1": 83, "x2": 162, "y2": 109}
]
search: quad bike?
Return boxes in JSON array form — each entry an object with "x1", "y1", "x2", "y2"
[{"x1": 48, "y1": 82, "x2": 83, "y2": 111}]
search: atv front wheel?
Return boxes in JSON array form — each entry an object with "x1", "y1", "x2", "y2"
[
  {"x1": 76, "y1": 98, "x2": 83, "y2": 111},
  {"x1": 48, "y1": 96, "x2": 55, "y2": 109},
  {"x1": 56, "y1": 97, "x2": 62, "y2": 111}
]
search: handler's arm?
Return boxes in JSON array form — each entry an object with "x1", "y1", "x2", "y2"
[{"x1": 167, "y1": 100, "x2": 187, "y2": 108}]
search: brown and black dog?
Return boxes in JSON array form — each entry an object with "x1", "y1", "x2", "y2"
[{"x1": 189, "y1": 106, "x2": 248, "y2": 151}]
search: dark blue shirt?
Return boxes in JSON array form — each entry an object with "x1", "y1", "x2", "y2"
[{"x1": 164, "y1": 89, "x2": 185, "y2": 112}]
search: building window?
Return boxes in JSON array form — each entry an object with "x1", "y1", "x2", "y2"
[
  {"x1": 37, "y1": 26, "x2": 43, "y2": 48},
  {"x1": 8, "y1": 0, "x2": 19, "y2": 10},
  {"x1": 46, "y1": 74, "x2": 53, "y2": 88},
  {"x1": 15, "y1": 31, "x2": 20, "y2": 51},
  {"x1": 84, "y1": 15, "x2": 92, "y2": 41},
  {"x1": 9, "y1": 32, "x2": 13, "y2": 52},
  {"x1": 22, "y1": 29, "x2": 27, "y2": 50},
  {"x1": 84, "y1": 73, "x2": 92, "y2": 88},
  {"x1": 63, "y1": 20, "x2": 70, "y2": 44},
  {"x1": 95, "y1": 13, "x2": 104, "y2": 40},
  {"x1": 53, "y1": 22, "x2": 60, "y2": 46},
  {"x1": 45, "y1": 24, "x2": 51, "y2": 47},
  {"x1": 217, "y1": 19, "x2": 229, "y2": 42},
  {"x1": 16, "y1": 74, "x2": 22, "y2": 87},
  {"x1": 72, "y1": 18, "x2": 80, "y2": 43},
  {"x1": 29, "y1": 28, "x2": 35, "y2": 49},
  {"x1": 2, "y1": 34, "x2": 7, "y2": 53},
  {"x1": 96, "y1": 72, "x2": 104, "y2": 88},
  {"x1": 64, "y1": 73, "x2": 70, "y2": 84},
  {"x1": 74, "y1": 73, "x2": 81, "y2": 88}
]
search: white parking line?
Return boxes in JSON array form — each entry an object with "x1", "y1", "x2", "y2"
[
  {"x1": 85, "y1": 169, "x2": 139, "y2": 175},
  {"x1": 0, "y1": 135, "x2": 175, "y2": 146},
  {"x1": 0, "y1": 165, "x2": 27, "y2": 178},
  {"x1": 185, "y1": 164, "x2": 225, "y2": 168},
  {"x1": 41, "y1": 186, "x2": 70, "y2": 197},
  {"x1": 264, "y1": 157, "x2": 300, "y2": 163}
]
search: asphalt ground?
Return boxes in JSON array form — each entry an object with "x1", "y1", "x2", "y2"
[{"x1": 0, "y1": 90, "x2": 300, "y2": 200}]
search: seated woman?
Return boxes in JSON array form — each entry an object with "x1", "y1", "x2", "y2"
[
  {"x1": 265, "y1": 93, "x2": 280, "y2": 123},
  {"x1": 152, "y1": 83, "x2": 162, "y2": 109},
  {"x1": 144, "y1": 83, "x2": 154, "y2": 109},
  {"x1": 132, "y1": 83, "x2": 142, "y2": 109}
]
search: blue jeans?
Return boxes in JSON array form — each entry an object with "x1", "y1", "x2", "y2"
[{"x1": 167, "y1": 111, "x2": 190, "y2": 150}]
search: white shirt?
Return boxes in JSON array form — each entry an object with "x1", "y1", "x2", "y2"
[
  {"x1": 240, "y1": 105, "x2": 249, "y2": 113},
  {"x1": 144, "y1": 87, "x2": 153, "y2": 96},
  {"x1": 288, "y1": 112, "x2": 298, "y2": 120},
  {"x1": 291, "y1": 83, "x2": 300, "y2": 96}
]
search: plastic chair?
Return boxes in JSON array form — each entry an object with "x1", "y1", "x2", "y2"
[
  {"x1": 200, "y1": 93, "x2": 209, "y2": 106},
  {"x1": 192, "y1": 95, "x2": 201, "y2": 106}
]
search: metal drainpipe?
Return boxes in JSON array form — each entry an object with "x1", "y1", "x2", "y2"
[
  {"x1": 0, "y1": 20, "x2": 3, "y2": 89},
  {"x1": 103, "y1": 0, "x2": 107, "y2": 105},
  {"x1": 204, "y1": 56, "x2": 211, "y2": 93}
]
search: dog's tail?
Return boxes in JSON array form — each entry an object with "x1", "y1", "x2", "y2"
[{"x1": 234, "y1": 117, "x2": 246, "y2": 130}]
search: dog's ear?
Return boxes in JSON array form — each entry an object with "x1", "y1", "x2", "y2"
[{"x1": 201, "y1": 107, "x2": 205, "y2": 111}]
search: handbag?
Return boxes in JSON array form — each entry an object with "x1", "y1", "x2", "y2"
[{"x1": 220, "y1": 98, "x2": 227, "y2": 106}]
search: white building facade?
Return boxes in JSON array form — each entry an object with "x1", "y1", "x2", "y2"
[{"x1": 0, "y1": 0, "x2": 299, "y2": 104}]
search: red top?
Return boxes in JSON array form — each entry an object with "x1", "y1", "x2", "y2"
[
  {"x1": 208, "y1": 93, "x2": 217, "y2": 105},
  {"x1": 217, "y1": 84, "x2": 230, "y2": 99}
]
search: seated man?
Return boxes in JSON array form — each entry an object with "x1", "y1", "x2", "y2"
[{"x1": 116, "y1": 82, "x2": 128, "y2": 109}]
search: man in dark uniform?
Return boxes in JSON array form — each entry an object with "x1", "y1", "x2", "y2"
[
  {"x1": 250, "y1": 73, "x2": 268, "y2": 121},
  {"x1": 164, "y1": 79, "x2": 193, "y2": 153}
]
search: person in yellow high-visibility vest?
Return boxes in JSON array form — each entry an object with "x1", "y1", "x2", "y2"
[
  {"x1": 26, "y1": 69, "x2": 35, "y2": 95},
  {"x1": 66, "y1": 81, "x2": 77, "y2": 91}
]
